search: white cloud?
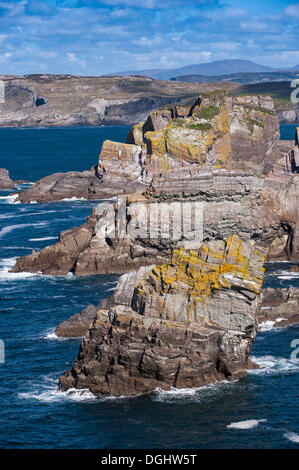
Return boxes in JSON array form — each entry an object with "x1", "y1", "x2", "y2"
[{"x1": 285, "y1": 3, "x2": 299, "y2": 18}]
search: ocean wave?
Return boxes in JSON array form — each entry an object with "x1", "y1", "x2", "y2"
[
  {"x1": 61, "y1": 197, "x2": 87, "y2": 202},
  {"x1": 0, "y1": 221, "x2": 47, "y2": 240},
  {"x1": 18, "y1": 382, "x2": 97, "y2": 403},
  {"x1": 0, "y1": 194, "x2": 20, "y2": 204},
  {"x1": 259, "y1": 319, "x2": 286, "y2": 331},
  {"x1": 150, "y1": 380, "x2": 236, "y2": 402},
  {"x1": 248, "y1": 355, "x2": 299, "y2": 376},
  {"x1": 42, "y1": 328, "x2": 78, "y2": 341},
  {"x1": 259, "y1": 321, "x2": 276, "y2": 331},
  {"x1": 29, "y1": 237, "x2": 58, "y2": 242},
  {"x1": 0, "y1": 210, "x2": 58, "y2": 220},
  {"x1": 0, "y1": 257, "x2": 41, "y2": 281},
  {"x1": 283, "y1": 432, "x2": 299, "y2": 444},
  {"x1": 277, "y1": 271, "x2": 299, "y2": 280},
  {"x1": 227, "y1": 419, "x2": 267, "y2": 430}
]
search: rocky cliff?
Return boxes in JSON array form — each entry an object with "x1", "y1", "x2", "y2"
[
  {"x1": 14, "y1": 90, "x2": 285, "y2": 204},
  {"x1": 12, "y1": 91, "x2": 299, "y2": 275},
  {"x1": 59, "y1": 236, "x2": 267, "y2": 397},
  {"x1": 12, "y1": 170, "x2": 299, "y2": 275},
  {"x1": 0, "y1": 74, "x2": 236, "y2": 128}
]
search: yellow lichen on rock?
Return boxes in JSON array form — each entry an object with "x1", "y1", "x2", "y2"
[{"x1": 133, "y1": 235, "x2": 268, "y2": 323}]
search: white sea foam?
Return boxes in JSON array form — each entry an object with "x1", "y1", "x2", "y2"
[
  {"x1": 151, "y1": 380, "x2": 236, "y2": 402},
  {"x1": 259, "y1": 321, "x2": 276, "y2": 331},
  {"x1": 61, "y1": 197, "x2": 86, "y2": 202},
  {"x1": 43, "y1": 328, "x2": 75, "y2": 341},
  {"x1": 277, "y1": 271, "x2": 299, "y2": 280},
  {"x1": 283, "y1": 432, "x2": 299, "y2": 444},
  {"x1": 19, "y1": 386, "x2": 97, "y2": 403},
  {"x1": 17, "y1": 374, "x2": 97, "y2": 402},
  {"x1": 0, "y1": 221, "x2": 47, "y2": 240},
  {"x1": 248, "y1": 355, "x2": 299, "y2": 376},
  {"x1": 29, "y1": 237, "x2": 57, "y2": 242},
  {"x1": 227, "y1": 419, "x2": 266, "y2": 430},
  {"x1": 0, "y1": 194, "x2": 20, "y2": 204},
  {"x1": 0, "y1": 257, "x2": 41, "y2": 281},
  {"x1": 44, "y1": 330, "x2": 59, "y2": 340}
]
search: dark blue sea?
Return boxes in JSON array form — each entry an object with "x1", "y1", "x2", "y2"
[{"x1": 0, "y1": 125, "x2": 298, "y2": 449}]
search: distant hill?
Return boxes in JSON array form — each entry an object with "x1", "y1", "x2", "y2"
[
  {"x1": 111, "y1": 59, "x2": 275, "y2": 80},
  {"x1": 172, "y1": 71, "x2": 299, "y2": 85}
]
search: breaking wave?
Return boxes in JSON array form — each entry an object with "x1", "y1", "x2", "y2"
[
  {"x1": 18, "y1": 375, "x2": 97, "y2": 403},
  {"x1": 227, "y1": 419, "x2": 267, "y2": 430},
  {"x1": 249, "y1": 355, "x2": 299, "y2": 376},
  {"x1": 0, "y1": 257, "x2": 41, "y2": 281},
  {"x1": 0, "y1": 222, "x2": 47, "y2": 240},
  {"x1": 283, "y1": 432, "x2": 299, "y2": 444}
]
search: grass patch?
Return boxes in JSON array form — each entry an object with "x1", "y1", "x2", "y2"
[
  {"x1": 196, "y1": 105, "x2": 220, "y2": 120},
  {"x1": 186, "y1": 122, "x2": 212, "y2": 132}
]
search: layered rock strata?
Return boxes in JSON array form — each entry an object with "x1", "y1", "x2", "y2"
[
  {"x1": 260, "y1": 287, "x2": 299, "y2": 328},
  {"x1": 13, "y1": 170, "x2": 298, "y2": 275},
  {"x1": 14, "y1": 91, "x2": 283, "y2": 203},
  {"x1": 59, "y1": 236, "x2": 267, "y2": 397}
]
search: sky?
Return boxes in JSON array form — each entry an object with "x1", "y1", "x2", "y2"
[{"x1": 0, "y1": 0, "x2": 298, "y2": 75}]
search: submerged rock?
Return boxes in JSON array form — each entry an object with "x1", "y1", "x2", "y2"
[{"x1": 59, "y1": 236, "x2": 267, "y2": 397}]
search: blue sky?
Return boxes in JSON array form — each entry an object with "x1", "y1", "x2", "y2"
[{"x1": 0, "y1": 0, "x2": 298, "y2": 75}]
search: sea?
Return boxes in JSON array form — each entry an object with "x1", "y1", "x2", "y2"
[{"x1": 0, "y1": 124, "x2": 298, "y2": 449}]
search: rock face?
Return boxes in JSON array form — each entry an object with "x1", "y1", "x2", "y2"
[
  {"x1": 59, "y1": 236, "x2": 267, "y2": 397},
  {"x1": 229, "y1": 95, "x2": 280, "y2": 175},
  {"x1": 260, "y1": 287, "x2": 299, "y2": 328},
  {"x1": 12, "y1": 91, "x2": 299, "y2": 272},
  {"x1": 0, "y1": 74, "x2": 237, "y2": 128},
  {"x1": 14, "y1": 90, "x2": 282, "y2": 203},
  {"x1": 0, "y1": 169, "x2": 14, "y2": 189},
  {"x1": 12, "y1": 169, "x2": 298, "y2": 275},
  {"x1": 55, "y1": 304, "x2": 99, "y2": 338}
]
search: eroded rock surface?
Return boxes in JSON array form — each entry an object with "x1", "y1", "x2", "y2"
[
  {"x1": 0, "y1": 169, "x2": 14, "y2": 189},
  {"x1": 260, "y1": 287, "x2": 299, "y2": 328},
  {"x1": 14, "y1": 90, "x2": 285, "y2": 203},
  {"x1": 13, "y1": 169, "x2": 299, "y2": 275},
  {"x1": 59, "y1": 236, "x2": 267, "y2": 396}
]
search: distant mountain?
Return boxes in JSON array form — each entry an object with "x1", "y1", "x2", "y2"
[
  {"x1": 110, "y1": 59, "x2": 275, "y2": 80},
  {"x1": 172, "y1": 71, "x2": 299, "y2": 85}
]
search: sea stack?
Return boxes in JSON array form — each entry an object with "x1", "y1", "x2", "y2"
[{"x1": 59, "y1": 235, "x2": 267, "y2": 397}]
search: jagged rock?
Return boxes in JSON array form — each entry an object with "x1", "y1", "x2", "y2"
[
  {"x1": 55, "y1": 304, "x2": 98, "y2": 338},
  {"x1": 229, "y1": 95, "x2": 280, "y2": 175},
  {"x1": 12, "y1": 170, "x2": 299, "y2": 275},
  {"x1": 126, "y1": 121, "x2": 145, "y2": 146},
  {"x1": 0, "y1": 168, "x2": 14, "y2": 189},
  {"x1": 260, "y1": 287, "x2": 299, "y2": 327},
  {"x1": 55, "y1": 271, "x2": 299, "y2": 338},
  {"x1": 13, "y1": 90, "x2": 283, "y2": 203},
  {"x1": 143, "y1": 109, "x2": 173, "y2": 133},
  {"x1": 55, "y1": 265, "x2": 154, "y2": 337},
  {"x1": 59, "y1": 236, "x2": 267, "y2": 397}
]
